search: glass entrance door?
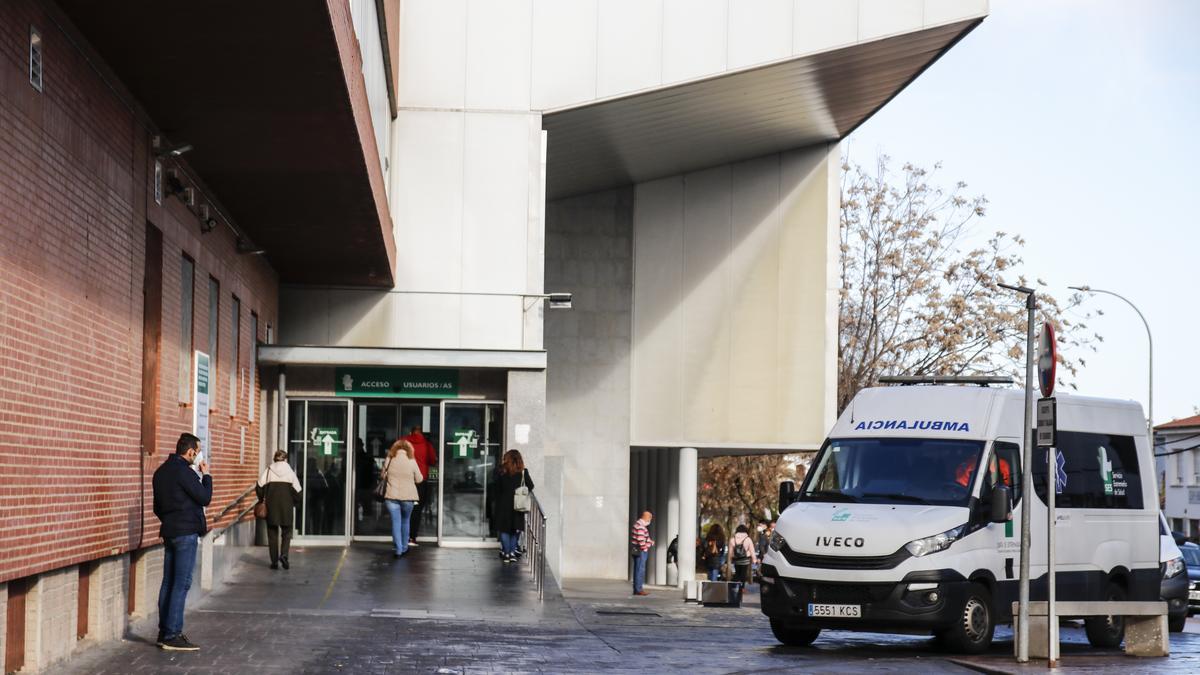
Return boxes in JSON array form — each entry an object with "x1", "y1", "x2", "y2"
[
  {"x1": 287, "y1": 399, "x2": 351, "y2": 540},
  {"x1": 439, "y1": 401, "x2": 504, "y2": 542},
  {"x1": 352, "y1": 402, "x2": 442, "y2": 541}
]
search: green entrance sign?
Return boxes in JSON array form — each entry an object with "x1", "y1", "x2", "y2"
[
  {"x1": 310, "y1": 427, "x2": 342, "y2": 456},
  {"x1": 335, "y1": 367, "x2": 458, "y2": 398}
]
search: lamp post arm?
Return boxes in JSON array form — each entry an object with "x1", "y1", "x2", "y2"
[{"x1": 1073, "y1": 286, "x2": 1153, "y2": 438}]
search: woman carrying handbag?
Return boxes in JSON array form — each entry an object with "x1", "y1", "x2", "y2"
[
  {"x1": 379, "y1": 439, "x2": 422, "y2": 558},
  {"x1": 256, "y1": 450, "x2": 302, "y2": 570},
  {"x1": 495, "y1": 449, "x2": 534, "y2": 564}
]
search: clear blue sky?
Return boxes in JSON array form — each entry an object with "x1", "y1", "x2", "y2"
[{"x1": 847, "y1": 0, "x2": 1199, "y2": 425}]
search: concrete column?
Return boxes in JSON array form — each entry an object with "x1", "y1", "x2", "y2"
[
  {"x1": 667, "y1": 451, "x2": 680, "y2": 586},
  {"x1": 654, "y1": 449, "x2": 670, "y2": 585},
  {"x1": 678, "y1": 447, "x2": 698, "y2": 587}
]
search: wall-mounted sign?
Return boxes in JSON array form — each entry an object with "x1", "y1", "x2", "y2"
[
  {"x1": 334, "y1": 367, "x2": 458, "y2": 398},
  {"x1": 193, "y1": 351, "x2": 211, "y2": 460}
]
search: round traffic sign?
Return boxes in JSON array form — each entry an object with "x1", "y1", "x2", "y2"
[{"x1": 1038, "y1": 322, "x2": 1057, "y2": 397}]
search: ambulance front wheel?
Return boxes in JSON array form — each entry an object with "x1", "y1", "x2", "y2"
[
  {"x1": 939, "y1": 583, "x2": 995, "y2": 654},
  {"x1": 770, "y1": 619, "x2": 820, "y2": 647}
]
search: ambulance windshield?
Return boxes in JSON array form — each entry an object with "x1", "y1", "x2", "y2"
[{"x1": 801, "y1": 438, "x2": 985, "y2": 507}]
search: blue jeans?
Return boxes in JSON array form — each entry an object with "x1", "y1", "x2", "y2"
[
  {"x1": 632, "y1": 550, "x2": 648, "y2": 593},
  {"x1": 707, "y1": 567, "x2": 720, "y2": 581},
  {"x1": 500, "y1": 531, "x2": 519, "y2": 556},
  {"x1": 386, "y1": 500, "x2": 414, "y2": 554},
  {"x1": 158, "y1": 534, "x2": 199, "y2": 639}
]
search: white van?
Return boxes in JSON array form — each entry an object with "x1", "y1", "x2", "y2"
[{"x1": 761, "y1": 384, "x2": 1158, "y2": 654}]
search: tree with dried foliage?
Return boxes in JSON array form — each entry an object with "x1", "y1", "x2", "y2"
[
  {"x1": 698, "y1": 454, "x2": 802, "y2": 537},
  {"x1": 838, "y1": 156, "x2": 1101, "y2": 413}
]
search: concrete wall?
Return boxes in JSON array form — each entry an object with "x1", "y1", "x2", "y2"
[
  {"x1": 86, "y1": 556, "x2": 130, "y2": 644},
  {"x1": 630, "y1": 144, "x2": 839, "y2": 450},
  {"x1": 24, "y1": 567, "x2": 78, "y2": 671},
  {"x1": 545, "y1": 188, "x2": 635, "y2": 579}
]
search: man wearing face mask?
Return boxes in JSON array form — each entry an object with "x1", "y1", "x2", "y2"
[{"x1": 151, "y1": 433, "x2": 213, "y2": 651}]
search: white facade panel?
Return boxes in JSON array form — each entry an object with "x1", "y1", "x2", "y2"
[
  {"x1": 793, "y1": 0, "x2": 859, "y2": 55},
  {"x1": 858, "y1": 0, "x2": 924, "y2": 41},
  {"x1": 531, "y1": 0, "x2": 598, "y2": 110},
  {"x1": 391, "y1": 111, "x2": 465, "y2": 293},
  {"x1": 398, "y1": 0, "x2": 468, "y2": 108},
  {"x1": 728, "y1": 0, "x2": 793, "y2": 69},
  {"x1": 465, "y1": 0, "x2": 533, "y2": 111},
  {"x1": 349, "y1": 0, "x2": 392, "y2": 182},
  {"x1": 462, "y1": 113, "x2": 534, "y2": 294},
  {"x1": 661, "y1": 0, "x2": 728, "y2": 85},
  {"x1": 925, "y1": 0, "x2": 989, "y2": 27},
  {"x1": 679, "y1": 166, "x2": 733, "y2": 441},
  {"x1": 460, "y1": 295, "x2": 525, "y2": 349},
  {"x1": 727, "y1": 155, "x2": 783, "y2": 438},
  {"x1": 388, "y1": 293, "x2": 463, "y2": 348},
  {"x1": 596, "y1": 0, "x2": 663, "y2": 98},
  {"x1": 630, "y1": 178, "x2": 684, "y2": 444},
  {"x1": 630, "y1": 144, "x2": 838, "y2": 448}
]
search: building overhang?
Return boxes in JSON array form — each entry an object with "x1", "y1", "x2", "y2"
[
  {"x1": 259, "y1": 345, "x2": 547, "y2": 371},
  {"x1": 57, "y1": 0, "x2": 396, "y2": 287},
  {"x1": 543, "y1": 19, "x2": 981, "y2": 200}
]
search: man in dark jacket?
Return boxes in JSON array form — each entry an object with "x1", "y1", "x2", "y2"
[{"x1": 152, "y1": 433, "x2": 212, "y2": 651}]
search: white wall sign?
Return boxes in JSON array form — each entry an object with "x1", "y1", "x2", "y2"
[{"x1": 193, "y1": 351, "x2": 211, "y2": 464}]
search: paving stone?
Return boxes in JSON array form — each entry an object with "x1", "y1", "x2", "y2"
[{"x1": 58, "y1": 544, "x2": 1200, "y2": 673}]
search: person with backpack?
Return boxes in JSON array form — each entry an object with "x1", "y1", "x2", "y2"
[
  {"x1": 730, "y1": 524, "x2": 758, "y2": 584},
  {"x1": 702, "y1": 523, "x2": 727, "y2": 581}
]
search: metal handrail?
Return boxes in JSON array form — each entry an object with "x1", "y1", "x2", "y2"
[
  {"x1": 211, "y1": 501, "x2": 258, "y2": 542},
  {"x1": 526, "y1": 491, "x2": 549, "y2": 600},
  {"x1": 212, "y1": 482, "x2": 258, "y2": 523}
]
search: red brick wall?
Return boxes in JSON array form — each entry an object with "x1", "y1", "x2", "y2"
[{"x1": 0, "y1": 0, "x2": 277, "y2": 583}]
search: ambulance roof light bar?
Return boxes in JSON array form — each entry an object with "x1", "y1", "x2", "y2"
[{"x1": 878, "y1": 375, "x2": 1015, "y2": 387}]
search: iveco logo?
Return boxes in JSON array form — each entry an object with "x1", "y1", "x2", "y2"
[{"x1": 815, "y1": 536, "x2": 865, "y2": 548}]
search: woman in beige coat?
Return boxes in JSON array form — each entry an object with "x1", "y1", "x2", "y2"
[{"x1": 381, "y1": 439, "x2": 423, "y2": 557}]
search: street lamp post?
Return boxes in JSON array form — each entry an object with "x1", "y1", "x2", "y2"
[
  {"x1": 1068, "y1": 286, "x2": 1153, "y2": 442},
  {"x1": 999, "y1": 282, "x2": 1037, "y2": 663}
]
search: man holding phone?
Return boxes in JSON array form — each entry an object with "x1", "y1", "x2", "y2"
[{"x1": 151, "y1": 433, "x2": 213, "y2": 651}]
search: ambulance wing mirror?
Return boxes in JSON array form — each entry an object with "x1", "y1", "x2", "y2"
[
  {"x1": 990, "y1": 485, "x2": 1012, "y2": 524},
  {"x1": 779, "y1": 481, "x2": 796, "y2": 512}
]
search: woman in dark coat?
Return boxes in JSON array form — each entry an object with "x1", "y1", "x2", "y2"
[
  {"x1": 257, "y1": 450, "x2": 302, "y2": 570},
  {"x1": 494, "y1": 449, "x2": 533, "y2": 563}
]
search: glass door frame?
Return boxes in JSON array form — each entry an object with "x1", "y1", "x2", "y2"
[
  {"x1": 285, "y1": 397, "x2": 354, "y2": 546},
  {"x1": 351, "y1": 401, "x2": 399, "y2": 543},
  {"x1": 438, "y1": 400, "x2": 505, "y2": 547}
]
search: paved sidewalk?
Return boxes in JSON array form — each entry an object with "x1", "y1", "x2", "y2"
[{"x1": 61, "y1": 544, "x2": 1200, "y2": 674}]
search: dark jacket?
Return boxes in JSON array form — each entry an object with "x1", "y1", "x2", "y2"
[
  {"x1": 153, "y1": 454, "x2": 213, "y2": 539},
  {"x1": 257, "y1": 482, "x2": 300, "y2": 528},
  {"x1": 493, "y1": 468, "x2": 533, "y2": 534}
]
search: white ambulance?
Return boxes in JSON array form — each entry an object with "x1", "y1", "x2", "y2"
[{"x1": 761, "y1": 384, "x2": 1158, "y2": 654}]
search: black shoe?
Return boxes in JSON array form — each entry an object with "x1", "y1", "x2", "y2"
[
  {"x1": 160, "y1": 634, "x2": 200, "y2": 651},
  {"x1": 156, "y1": 631, "x2": 166, "y2": 646},
  {"x1": 280, "y1": 556, "x2": 289, "y2": 570},
  {"x1": 270, "y1": 561, "x2": 279, "y2": 570}
]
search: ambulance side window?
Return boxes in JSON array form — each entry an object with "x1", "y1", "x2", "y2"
[
  {"x1": 1031, "y1": 432, "x2": 1142, "y2": 509},
  {"x1": 988, "y1": 441, "x2": 1022, "y2": 506}
]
